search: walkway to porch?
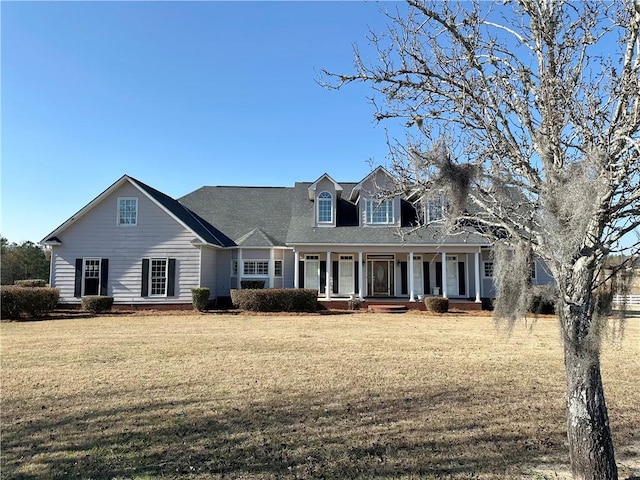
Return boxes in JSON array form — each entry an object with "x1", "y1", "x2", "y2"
[{"x1": 318, "y1": 296, "x2": 484, "y2": 312}]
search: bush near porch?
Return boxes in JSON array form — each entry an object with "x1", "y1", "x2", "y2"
[{"x1": 230, "y1": 288, "x2": 318, "y2": 312}]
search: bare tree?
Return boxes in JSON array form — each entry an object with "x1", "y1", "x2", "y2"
[{"x1": 323, "y1": 1, "x2": 640, "y2": 479}]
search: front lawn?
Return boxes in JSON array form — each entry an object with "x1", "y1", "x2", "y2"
[{"x1": 1, "y1": 313, "x2": 638, "y2": 479}]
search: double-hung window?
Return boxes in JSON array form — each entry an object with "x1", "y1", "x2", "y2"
[
  {"x1": 118, "y1": 197, "x2": 138, "y2": 226},
  {"x1": 317, "y1": 191, "x2": 333, "y2": 223},
  {"x1": 483, "y1": 261, "x2": 494, "y2": 278},
  {"x1": 365, "y1": 199, "x2": 394, "y2": 224},
  {"x1": 150, "y1": 258, "x2": 168, "y2": 296}
]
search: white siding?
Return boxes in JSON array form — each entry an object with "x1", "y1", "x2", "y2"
[{"x1": 52, "y1": 182, "x2": 202, "y2": 304}]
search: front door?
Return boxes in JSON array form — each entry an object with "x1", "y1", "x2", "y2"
[{"x1": 372, "y1": 260, "x2": 390, "y2": 296}]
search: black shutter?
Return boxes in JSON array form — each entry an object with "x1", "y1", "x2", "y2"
[
  {"x1": 332, "y1": 261, "x2": 339, "y2": 294},
  {"x1": 319, "y1": 261, "x2": 326, "y2": 294},
  {"x1": 167, "y1": 259, "x2": 176, "y2": 296},
  {"x1": 298, "y1": 261, "x2": 305, "y2": 288},
  {"x1": 435, "y1": 262, "x2": 443, "y2": 289},
  {"x1": 354, "y1": 261, "x2": 359, "y2": 293},
  {"x1": 141, "y1": 259, "x2": 149, "y2": 297},
  {"x1": 458, "y1": 261, "x2": 466, "y2": 296},
  {"x1": 74, "y1": 259, "x2": 83, "y2": 298},
  {"x1": 423, "y1": 262, "x2": 431, "y2": 295},
  {"x1": 100, "y1": 259, "x2": 109, "y2": 296},
  {"x1": 400, "y1": 262, "x2": 408, "y2": 295}
]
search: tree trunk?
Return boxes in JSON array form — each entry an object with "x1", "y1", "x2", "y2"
[{"x1": 562, "y1": 305, "x2": 618, "y2": 480}]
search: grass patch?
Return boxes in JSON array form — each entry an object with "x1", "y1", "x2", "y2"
[{"x1": 1, "y1": 313, "x2": 638, "y2": 479}]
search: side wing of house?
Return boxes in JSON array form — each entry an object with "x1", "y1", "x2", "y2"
[{"x1": 43, "y1": 177, "x2": 216, "y2": 305}]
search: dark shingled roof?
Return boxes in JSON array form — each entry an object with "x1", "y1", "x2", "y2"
[
  {"x1": 129, "y1": 176, "x2": 234, "y2": 247},
  {"x1": 178, "y1": 181, "x2": 489, "y2": 247}
]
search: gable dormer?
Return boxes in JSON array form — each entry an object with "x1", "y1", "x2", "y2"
[
  {"x1": 308, "y1": 174, "x2": 343, "y2": 227},
  {"x1": 350, "y1": 167, "x2": 401, "y2": 227}
]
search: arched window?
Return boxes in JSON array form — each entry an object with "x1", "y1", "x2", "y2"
[{"x1": 318, "y1": 191, "x2": 333, "y2": 223}]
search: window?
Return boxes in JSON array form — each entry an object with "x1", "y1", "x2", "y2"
[
  {"x1": 243, "y1": 260, "x2": 269, "y2": 276},
  {"x1": 427, "y1": 195, "x2": 445, "y2": 222},
  {"x1": 118, "y1": 197, "x2": 138, "y2": 226},
  {"x1": 531, "y1": 262, "x2": 537, "y2": 280},
  {"x1": 231, "y1": 259, "x2": 238, "y2": 277},
  {"x1": 317, "y1": 191, "x2": 333, "y2": 223},
  {"x1": 150, "y1": 258, "x2": 168, "y2": 296},
  {"x1": 274, "y1": 260, "x2": 283, "y2": 277},
  {"x1": 365, "y1": 199, "x2": 394, "y2": 224},
  {"x1": 484, "y1": 261, "x2": 494, "y2": 278},
  {"x1": 84, "y1": 258, "x2": 101, "y2": 295}
]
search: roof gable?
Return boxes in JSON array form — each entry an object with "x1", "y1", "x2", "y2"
[
  {"x1": 349, "y1": 166, "x2": 395, "y2": 201},
  {"x1": 307, "y1": 173, "x2": 343, "y2": 200},
  {"x1": 41, "y1": 175, "x2": 229, "y2": 247}
]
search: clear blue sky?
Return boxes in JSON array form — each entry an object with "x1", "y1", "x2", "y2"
[{"x1": 2, "y1": 1, "x2": 404, "y2": 243}]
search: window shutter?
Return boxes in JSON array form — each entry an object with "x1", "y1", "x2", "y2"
[
  {"x1": 332, "y1": 261, "x2": 339, "y2": 294},
  {"x1": 298, "y1": 261, "x2": 305, "y2": 288},
  {"x1": 167, "y1": 258, "x2": 176, "y2": 297},
  {"x1": 141, "y1": 259, "x2": 149, "y2": 297},
  {"x1": 400, "y1": 262, "x2": 408, "y2": 295},
  {"x1": 74, "y1": 259, "x2": 83, "y2": 298},
  {"x1": 458, "y1": 262, "x2": 466, "y2": 296},
  {"x1": 353, "y1": 261, "x2": 359, "y2": 293},
  {"x1": 423, "y1": 262, "x2": 431, "y2": 295},
  {"x1": 100, "y1": 259, "x2": 109, "y2": 296},
  {"x1": 319, "y1": 261, "x2": 326, "y2": 294},
  {"x1": 435, "y1": 262, "x2": 443, "y2": 289}
]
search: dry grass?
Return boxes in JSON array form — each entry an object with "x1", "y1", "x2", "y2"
[{"x1": 1, "y1": 312, "x2": 638, "y2": 479}]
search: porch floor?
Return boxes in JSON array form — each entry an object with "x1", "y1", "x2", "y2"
[{"x1": 318, "y1": 296, "x2": 484, "y2": 312}]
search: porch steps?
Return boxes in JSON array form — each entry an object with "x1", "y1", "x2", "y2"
[{"x1": 367, "y1": 303, "x2": 408, "y2": 314}]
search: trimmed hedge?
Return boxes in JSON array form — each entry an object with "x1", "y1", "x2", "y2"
[
  {"x1": 1, "y1": 286, "x2": 59, "y2": 319},
  {"x1": 81, "y1": 296, "x2": 114, "y2": 314},
  {"x1": 424, "y1": 296, "x2": 449, "y2": 313},
  {"x1": 14, "y1": 279, "x2": 48, "y2": 288},
  {"x1": 240, "y1": 280, "x2": 265, "y2": 289},
  {"x1": 231, "y1": 288, "x2": 318, "y2": 312},
  {"x1": 191, "y1": 288, "x2": 210, "y2": 312}
]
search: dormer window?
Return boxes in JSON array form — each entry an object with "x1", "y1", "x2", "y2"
[
  {"x1": 365, "y1": 199, "x2": 394, "y2": 224},
  {"x1": 318, "y1": 191, "x2": 333, "y2": 223},
  {"x1": 426, "y1": 194, "x2": 446, "y2": 223}
]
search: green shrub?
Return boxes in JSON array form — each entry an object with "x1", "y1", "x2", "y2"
[
  {"x1": 14, "y1": 279, "x2": 48, "y2": 287},
  {"x1": 424, "y1": 296, "x2": 449, "y2": 313},
  {"x1": 81, "y1": 296, "x2": 114, "y2": 314},
  {"x1": 230, "y1": 288, "x2": 318, "y2": 312},
  {"x1": 191, "y1": 288, "x2": 210, "y2": 312},
  {"x1": 1, "y1": 286, "x2": 59, "y2": 319},
  {"x1": 240, "y1": 280, "x2": 265, "y2": 289},
  {"x1": 528, "y1": 285, "x2": 557, "y2": 315}
]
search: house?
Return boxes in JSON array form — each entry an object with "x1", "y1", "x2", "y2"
[{"x1": 41, "y1": 168, "x2": 553, "y2": 307}]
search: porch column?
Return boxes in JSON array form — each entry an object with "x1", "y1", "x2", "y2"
[
  {"x1": 441, "y1": 251, "x2": 448, "y2": 298},
  {"x1": 474, "y1": 250, "x2": 482, "y2": 303},
  {"x1": 409, "y1": 252, "x2": 415, "y2": 302},
  {"x1": 294, "y1": 251, "x2": 299, "y2": 289},
  {"x1": 268, "y1": 249, "x2": 275, "y2": 289},
  {"x1": 325, "y1": 251, "x2": 331, "y2": 301},
  {"x1": 237, "y1": 248, "x2": 243, "y2": 289},
  {"x1": 358, "y1": 251, "x2": 364, "y2": 301}
]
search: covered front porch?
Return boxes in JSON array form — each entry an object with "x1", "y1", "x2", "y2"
[{"x1": 294, "y1": 247, "x2": 490, "y2": 304}]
